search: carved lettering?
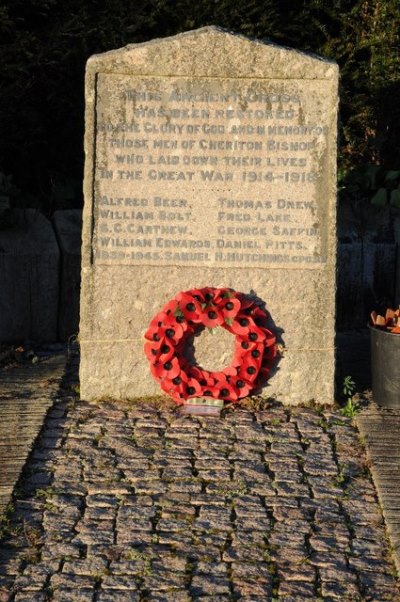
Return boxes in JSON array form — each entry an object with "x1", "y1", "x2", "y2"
[{"x1": 94, "y1": 75, "x2": 330, "y2": 267}]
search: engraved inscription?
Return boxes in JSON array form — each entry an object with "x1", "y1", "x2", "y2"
[{"x1": 93, "y1": 76, "x2": 331, "y2": 268}]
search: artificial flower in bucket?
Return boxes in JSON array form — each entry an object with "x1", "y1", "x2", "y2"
[
  {"x1": 370, "y1": 307, "x2": 400, "y2": 333},
  {"x1": 144, "y1": 287, "x2": 277, "y2": 414}
]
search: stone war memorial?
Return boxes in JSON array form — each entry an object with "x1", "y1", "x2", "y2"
[{"x1": 80, "y1": 26, "x2": 338, "y2": 405}]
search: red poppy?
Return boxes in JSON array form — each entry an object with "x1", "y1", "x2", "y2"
[
  {"x1": 162, "y1": 298, "x2": 180, "y2": 315},
  {"x1": 262, "y1": 343, "x2": 277, "y2": 362},
  {"x1": 246, "y1": 323, "x2": 271, "y2": 343},
  {"x1": 237, "y1": 354, "x2": 260, "y2": 384},
  {"x1": 262, "y1": 329, "x2": 276, "y2": 348},
  {"x1": 229, "y1": 375, "x2": 253, "y2": 397},
  {"x1": 213, "y1": 365, "x2": 238, "y2": 381},
  {"x1": 159, "y1": 314, "x2": 185, "y2": 345},
  {"x1": 236, "y1": 294, "x2": 257, "y2": 311},
  {"x1": 176, "y1": 292, "x2": 204, "y2": 322},
  {"x1": 201, "y1": 381, "x2": 225, "y2": 399},
  {"x1": 144, "y1": 322, "x2": 164, "y2": 342},
  {"x1": 144, "y1": 342, "x2": 163, "y2": 362},
  {"x1": 160, "y1": 382, "x2": 183, "y2": 403},
  {"x1": 200, "y1": 308, "x2": 224, "y2": 328},
  {"x1": 220, "y1": 297, "x2": 241, "y2": 320},
  {"x1": 189, "y1": 366, "x2": 216, "y2": 388},
  {"x1": 184, "y1": 377, "x2": 203, "y2": 398},
  {"x1": 152, "y1": 356, "x2": 181, "y2": 380},
  {"x1": 230, "y1": 314, "x2": 254, "y2": 336},
  {"x1": 157, "y1": 343, "x2": 175, "y2": 362},
  {"x1": 252, "y1": 306, "x2": 269, "y2": 324},
  {"x1": 213, "y1": 380, "x2": 238, "y2": 401},
  {"x1": 185, "y1": 288, "x2": 207, "y2": 302},
  {"x1": 188, "y1": 365, "x2": 203, "y2": 381},
  {"x1": 211, "y1": 287, "x2": 233, "y2": 303},
  {"x1": 160, "y1": 373, "x2": 188, "y2": 402}
]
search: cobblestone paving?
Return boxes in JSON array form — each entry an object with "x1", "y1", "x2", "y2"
[{"x1": 0, "y1": 361, "x2": 399, "y2": 600}]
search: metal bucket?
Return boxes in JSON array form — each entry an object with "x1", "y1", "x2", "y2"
[{"x1": 370, "y1": 326, "x2": 400, "y2": 407}]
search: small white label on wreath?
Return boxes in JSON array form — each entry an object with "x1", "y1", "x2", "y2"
[{"x1": 181, "y1": 398, "x2": 224, "y2": 417}]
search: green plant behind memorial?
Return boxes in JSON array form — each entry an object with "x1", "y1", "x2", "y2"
[
  {"x1": 340, "y1": 165, "x2": 400, "y2": 208},
  {"x1": 0, "y1": 0, "x2": 399, "y2": 212}
]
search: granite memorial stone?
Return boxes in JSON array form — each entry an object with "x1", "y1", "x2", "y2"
[{"x1": 80, "y1": 26, "x2": 338, "y2": 404}]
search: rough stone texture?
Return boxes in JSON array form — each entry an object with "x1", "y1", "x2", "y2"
[
  {"x1": 80, "y1": 26, "x2": 338, "y2": 403},
  {"x1": 52, "y1": 210, "x2": 82, "y2": 342},
  {"x1": 0, "y1": 210, "x2": 59, "y2": 343},
  {"x1": 0, "y1": 355, "x2": 399, "y2": 601}
]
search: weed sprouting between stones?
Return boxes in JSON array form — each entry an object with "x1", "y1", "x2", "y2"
[{"x1": 340, "y1": 376, "x2": 359, "y2": 418}]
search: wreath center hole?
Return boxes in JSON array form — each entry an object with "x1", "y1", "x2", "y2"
[{"x1": 191, "y1": 326, "x2": 236, "y2": 372}]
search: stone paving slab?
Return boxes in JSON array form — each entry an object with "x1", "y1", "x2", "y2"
[
  {"x1": 0, "y1": 346, "x2": 400, "y2": 602},
  {"x1": 357, "y1": 404, "x2": 400, "y2": 577},
  {"x1": 0, "y1": 356, "x2": 66, "y2": 515},
  {"x1": 0, "y1": 352, "x2": 399, "y2": 601}
]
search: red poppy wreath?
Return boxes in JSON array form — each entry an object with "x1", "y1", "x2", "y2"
[{"x1": 144, "y1": 287, "x2": 277, "y2": 404}]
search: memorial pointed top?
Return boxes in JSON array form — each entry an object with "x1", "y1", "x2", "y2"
[{"x1": 86, "y1": 26, "x2": 338, "y2": 80}]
